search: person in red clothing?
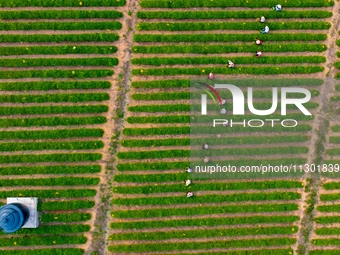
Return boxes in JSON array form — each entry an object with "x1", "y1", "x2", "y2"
[
  {"x1": 255, "y1": 39, "x2": 263, "y2": 45},
  {"x1": 256, "y1": 51, "x2": 262, "y2": 57}
]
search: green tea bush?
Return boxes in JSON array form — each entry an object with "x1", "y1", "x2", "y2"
[
  {"x1": 0, "y1": 153, "x2": 101, "y2": 164},
  {"x1": 112, "y1": 192, "x2": 301, "y2": 206},
  {"x1": 42, "y1": 213, "x2": 91, "y2": 223},
  {"x1": 0, "y1": 189, "x2": 96, "y2": 199},
  {"x1": 0, "y1": 58, "x2": 118, "y2": 67},
  {"x1": 133, "y1": 44, "x2": 326, "y2": 54},
  {"x1": 0, "y1": 70, "x2": 113, "y2": 79},
  {"x1": 133, "y1": 66, "x2": 324, "y2": 76},
  {"x1": 110, "y1": 226, "x2": 298, "y2": 240},
  {"x1": 1, "y1": 249, "x2": 84, "y2": 255},
  {"x1": 0, "y1": 0, "x2": 125, "y2": 6},
  {"x1": 0, "y1": 105, "x2": 108, "y2": 115},
  {"x1": 0, "y1": 177, "x2": 99, "y2": 187},
  {"x1": 0, "y1": 224, "x2": 90, "y2": 236},
  {"x1": 0, "y1": 129, "x2": 103, "y2": 140},
  {"x1": 135, "y1": 33, "x2": 327, "y2": 42},
  {"x1": 137, "y1": 21, "x2": 330, "y2": 31},
  {"x1": 137, "y1": 10, "x2": 332, "y2": 19},
  {"x1": 108, "y1": 238, "x2": 296, "y2": 252},
  {"x1": 115, "y1": 180, "x2": 303, "y2": 194},
  {"x1": 132, "y1": 56, "x2": 326, "y2": 66},
  {"x1": 0, "y1": 165, "x2": 101, "y2": 175},
  {"x1": 0, "y1": 46, "x2": 117, "y2": 55},
  {"x1": 0, "y1": 235, "x2": 86, "y2": 247},
  {"x1": 0, "y1": 10, "x2": 122, "y2": 19},
  {"x1": 0, "y1": 93, "x2": 109, "y2": 103},
  {"x1": 139, "y1": 0, "x2": 333, "y2": 8},
  {"x1": 111, "y1": 207, "x2": 299, "y2": 220},
  {"x1": 123, "y1": 125, "x2": 312, "y2": 136},
  {"x1": 40, "y1": 201, "x2": 94, "y2": 210},
  {"x1": 0, "y1": 81, "x2": 111, "y2": 91},
  {"x1": 0, "y1": 141, "x2": 104, "y2": 152},
  {"x1": 131, "y1": 78, "x2": 323, "y2": 88},
  {"x1": 0, "y1": 116, "x2": 106, "y2": 128},
  {"x1": 0, "y1": 33, "x2": 119, "y2": 43},
  {"x1": 0, "y1": 22, "x2": 122, "y2": 31}
]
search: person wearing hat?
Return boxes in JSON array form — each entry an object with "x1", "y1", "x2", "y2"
[
  {"x1": 262, "y1": 26, "x2": 269, "y2": 34},
  {"x1": 186, "y1": 191, "x2": 194, "y2": 198}
]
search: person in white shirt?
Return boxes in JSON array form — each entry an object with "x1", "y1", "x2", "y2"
[
  {"x1": 186, "y1": 167, "x2": 192, "y2": 173},
  {"x1": 228, "y1": 60, "x2": 234, "y2": 68},
  {"x1": 186, "y1": 191, "x2": 194, "y2": 198},
  {"x1": 262, "y1": 26, "x2": 269, "y2": 34},
  {"x1": 256, "y1": 51, "x2": 262, "y2": 58},
  {"x1": 202, "y1": 143, "x2": 209, "y2": 150},
  {"x1": 260, "y1": 16, "x2": 266, "y2": 23},
  {"x1": 185, "y1": 180, "x2": 191, "y2": 186}
]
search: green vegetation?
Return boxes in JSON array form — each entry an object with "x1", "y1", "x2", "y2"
[
  {"x1": 0, "y1": 235, "x2": 86, "y2": 247},
  {"x1": 110, "y1": 226, "x2": 298, "y2": 240},
  {"x1": 42, "y1": 213, "x2": 91, "y2": 223},
  {"x1": 0, "y1": 165, "x2": 101, "y2": 175},
  {"x1": 0, "y1": 153, "x2": 101, "y2": 164},
  {"x1": 0, "y1": 177, "x2": 99, "y2": 187},
  {"x1": 313, "y1": 239, "x2": 340, "y2": 246},
  {"x1": 0, "y1": 70, "x2": 113, "y2": 79},
  {"x1": 137, "y1": 22, "x2": 330, "y2": 31},
  {"x1": 0, "y1": 129, "x2": 104, "y2": 140},
  {"x1": 0, "y1": 10, "x2": 123, "y2": 19},
  {"x1": 109, "y1": 238, "x2": 296, "y2": 252},
  {"x1": 317, "y1": 205, "x2": 340, "y2": 212},
  {"x1": 0, "y1": 81, "x2": 111, "y2": 91},
  {"x1": 112, "y1": 192, "x2": 301, "y2": 206},
  {"x1": 0, "y1": 116, "x2": 106, "y2": 128},
  {"x1": 133, "y1": 43, "x2": 326, "y2": 54},
  {"x1": 137, "y1": 10, "x2": 332, "y2": 19},
  {"x1": 131, "y1": 78, "x2": 323, "y2": 88},
  {"x1": 111, "y1": 215, "x2": 299, "y2": 229},
  {"x1": 0, "y1": 33, "x2": 119, "y2": 43},
  {"x1": 132, "y1": 56, "x2": 326, "y2": 66},
  {"x1": 121, "y1": 135, "x2": 309, "y2": 147},
  {"x1": 0, "y1": 58, "x2": 118, "y2": 67},
  {"x1": 133, "y1": 66, "x2": 324, "y2": 76},
  {"x1": 0, "y1": 93, "x2": 109, "y2": 103},
  {"x1": 118, "y1": 147, "x2": 308, "y2": 160},
  {"x1": 0, "y1": 225, "x2": 90, "y2": 236},
  {"x1": 0, "y1": 105, "x2": 108, "y2": 115},
  {"x1": 0, "y1": 0, "x2": 126, "y2": 7},
  {"x1": 114, "y1": 181, "x2": 303, "y2": 194},
  {"x1": 1, "y1": 249, "x2": 84, "y2": 255},
  {"x1": 40, "y1": 201, "x2": 95, "y2": 211},
  {"x1": 116, "y1": 159, "x2": 307, "y2": 171},
  {"x1": 0, "y1": 46, "x2": 117, "y2": 55},
  {"x1": 135, "y1": 33, "x2": 327, "y2": 42},
  {"x1": 0, "y1": 22, "x2": 122, "y2": 31},
  {"x1": 123, "y1": 125, "x2": 312, "y2": 136},
  {"x1": 139, "y1": 0, "x2": 333, "y2": 8},
  {"x1": 323, "y1": 182, "x2": 340, "y2": 190},
  {"x1": 0, "y1": 189, "x2": 96, "y2": 199},
  {"x1": 0, "y1": 141, "x2": 104, "y2": 152}
]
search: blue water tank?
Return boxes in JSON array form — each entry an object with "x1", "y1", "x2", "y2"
[{"x1": 0, "y1": 203, "x2": 30, "y2": 233}]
